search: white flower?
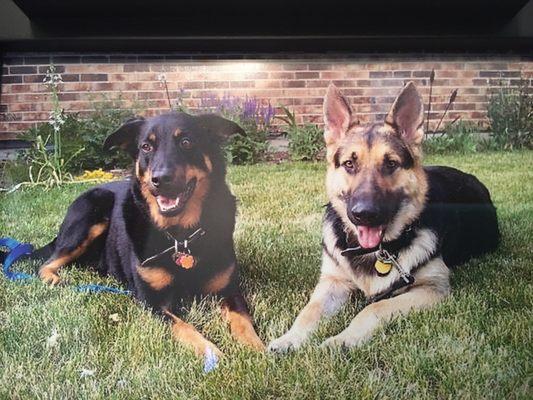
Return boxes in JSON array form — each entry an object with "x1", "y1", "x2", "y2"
[
  {"x1": 43, "y1": 66, "x2": 63, "y2": 88},
  {"x1": 49, "y1": 109, "x2": 66, "y2": 132},
  {"x1": 46, "y1": 329, "x2": 60, "y2": 347}
]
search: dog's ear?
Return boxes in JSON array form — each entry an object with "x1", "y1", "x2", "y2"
[
  {"x1": 195, "y1": 114, "x2": 245, "y2": 139},
  {"x1": 103, "y1": 117, "x2": 145, "y2": 157},
  {"x1": 385, "y1": 82, "x2": 424, "y2": 145},
  {"x1": 323, "y1": 83, "x2": 352, "y2": 146}
]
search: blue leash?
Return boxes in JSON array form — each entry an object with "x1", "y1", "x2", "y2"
[
  {"x1": 0, "y1": 237, "x2": 34, "y2": 281},
  {"x1": 0, "y1": 237, "x2": 131, "y2": 295},
  {"x1": 0, "y1": 236, "x2": 218, "y2": 372}
]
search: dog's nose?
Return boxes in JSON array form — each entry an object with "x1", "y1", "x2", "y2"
[
  {"x1": 350, "y1": 201, "x2": 380, "y2": 225},
  {"x1": 151, "y1": 170, "x2": 173, "y2": 187}
]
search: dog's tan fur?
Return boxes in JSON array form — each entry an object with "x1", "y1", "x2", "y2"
[
  {"x1": 136, "y1": 159, "x2": 211, "y2": 230},
  {"x1": 268, "y1": 82, "x2": 450, "y2": 352},
  {"x1": 136, "y1": 265, "x2": 174, "y2": 290},
  {"x1": 164, "y1": 310, "x2": 222, "y2": 357},
  {"x1": 39, "y1": 222, "x2": 109, "y2": 285}
]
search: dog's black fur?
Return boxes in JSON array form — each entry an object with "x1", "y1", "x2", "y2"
[
  {"x1": 421, "y1": 166, "x2": 500, "y2": 267},
  {"x1": 27, "y1": 112, "x2": 264, "y2": 354}
]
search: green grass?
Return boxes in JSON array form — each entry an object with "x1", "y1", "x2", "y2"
[{"x1": 1, "y1": 151, "x2": 532, "y2": 399}]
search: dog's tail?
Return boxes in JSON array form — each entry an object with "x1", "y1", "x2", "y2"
[{"x1": 28, "y1": 238, "x2": 57, "y2": 263}]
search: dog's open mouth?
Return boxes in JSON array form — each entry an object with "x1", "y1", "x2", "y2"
[
  {"x1": 155, "y1": 179, "x2": 196, "y2": 215},
  {"x1": 356, "y1": 225, "x2": 384, "y2": 249}
]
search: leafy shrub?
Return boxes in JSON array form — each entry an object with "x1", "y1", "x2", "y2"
[
  {"x1": 70, "y1": 97, "x2": 141, "y2": 170},
  {"x1": 278, "y1": 106, "x2": 323, "y2": 161},
  {"x1": 423, "y1": 120, "x2": 480, "y2": 154},
  {"x1": 19, "y1": 65, "x2": 82, "y2": 188},
  {"x1": 224, "y1": 119, "x2": 269, "y2": 165},
  {"x1": 487, "y1": 80, "x2": 533, "y2": 150},
  {"x1": 195, "y1": 94, "x2": 274, "y2": 165},
  {"x1": 21, "y1": 96, "x2": 141, "y2": 174}
]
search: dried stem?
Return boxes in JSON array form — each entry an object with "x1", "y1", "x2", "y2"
[{"x1": 425, "y1": 69, "x2": 435, "y2": 134}]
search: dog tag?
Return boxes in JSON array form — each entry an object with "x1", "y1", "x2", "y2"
[
  {"x1": 374, "y1": 259, "x2": 393, "y2": 276},
  {"x1": 173, "y1": 252, "x2": 196, "y2": 269}
]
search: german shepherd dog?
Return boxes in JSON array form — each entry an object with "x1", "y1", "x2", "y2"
[
  {"x1": 28, "y1": 112, "x2": 264, "y2": 356},
  {"x1": 268, "y1": 82, "x2": 499, "y2": 352}
]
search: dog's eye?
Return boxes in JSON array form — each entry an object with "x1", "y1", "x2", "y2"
[
  {"x1": 386, "y1": 159, "x2": 399, "y2": 170},
  {"x1": 180, "y1": 137, "x2": 192, "y2": 150},
  {"x1": 343, "y1": 160, "x2": 355, "y2": 170},
  {"x1": 141, "y1": 143, "x2": 153, "y2": 152}
]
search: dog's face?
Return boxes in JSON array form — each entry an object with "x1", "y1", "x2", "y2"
[
  {"x1": 104, "y1": 112, "x2": 244, "y2": 228},
  {"x1": 324, "y1": 82, "x2": 428, "y2": 248}
]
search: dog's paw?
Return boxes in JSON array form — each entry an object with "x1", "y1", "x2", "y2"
[
  {"x1": 320, "y1": 333, "x2": 368, "y2": 350},
  {"x1": 267, "y1": 332, "x2": 305, "y2": 353},
  {"x1": 38, "y1": 269, "x2": 61, "y2": 286},
  {"x1": 195, "y1": 340, "x2": 223, "y2": 359},
  {"x1": 242, "y1": 334, "x2": 266, "y2": 352}
]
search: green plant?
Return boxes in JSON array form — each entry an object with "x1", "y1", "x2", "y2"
[
  {"x1": 487, "y1": 80, "x2": 533, "y2": 150},
  {"x1": 278, "y1": 106, "x2": 323, "y2": 161},
  {"x1": 70, "y1": 96, "x2": 141, "y2": 170},
  {"x1": 423, "y1": 120, "x2": 480, "y2": 154},
  {"x1": 22, "y1": 65, "x2": 84, "y2": 187},
  {"x1": 194, "y1": 94, "x2": 274, "y2": 165},
  {"x1": 20, "y1": 95, "x2": 141, "y2": 175},
  {"x1": 224, "y1": 119, "x2": 269, "y2": 165}
]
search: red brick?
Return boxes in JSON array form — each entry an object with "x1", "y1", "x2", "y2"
[
  {"x1": 282, "y1": 80, "x2": 305, "y2": 88},
  {"x1": 81, "y1": 74, "x2": 108, "y2": 82},
  {"x1": 295, "y1": 72, "x2": 319, "y2": 79},
  {"x1": 124, "y1": 64, "x2": 150, "y2": 72},
  {"x1": 9, "y1": 66, "x2": 37, "y2": 75}
]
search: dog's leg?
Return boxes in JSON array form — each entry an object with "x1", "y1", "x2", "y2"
[
  {"x1": 268, "y1": 271, "x2": 352, "y2": 353},
  {"x1": 321, "y1": 259, "x2": 450, "y2": 348},
  {"x1": 39, "y1": 222, "x2": 108, "y2": 285},
  {"x1": 221, "y1": 293, "x2": 265, "y2": 351},
  {"x1": 38, "y1": 188, "x2": 113, "y2": 285},
  {"x1": 164, "y1": 310, "x2": 223, "y2": 358}
]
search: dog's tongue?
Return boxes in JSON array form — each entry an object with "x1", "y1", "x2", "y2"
[
  {"x1": 357, "y1": 226, "x2": 383, "y2": 249},
  {"x1": 156, "y1": 195, "x2": 179, "y2": 211}
]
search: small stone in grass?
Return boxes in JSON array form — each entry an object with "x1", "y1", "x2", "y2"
[
  {"x1": 116, "y1": 378, "x2": 128, "y2": 389},
  {"x1": 109, "y1": 313, "x2": 121, "y2": 322},
  {"x1": 46, "y1": 329, "x2": 60, "y2": 348},
  {"x1": 80, "y1": 369, "x2": 95, "y2": 378}
]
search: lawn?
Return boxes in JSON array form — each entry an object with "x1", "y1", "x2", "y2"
[{"x1": 0, "y1": 151, "x2": 531, "y2": 399}]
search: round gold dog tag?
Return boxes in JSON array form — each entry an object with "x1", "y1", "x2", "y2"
[{"x1": 374, "y1": 259, "x2": 393, "y2": 275}]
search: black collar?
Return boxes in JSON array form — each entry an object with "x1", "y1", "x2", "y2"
[{"x1": 367, "y1": 273, "x2": 415, "y2": 304}]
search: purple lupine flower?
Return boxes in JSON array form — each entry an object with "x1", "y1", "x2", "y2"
[{"x1": 262, "y1": 102, "x2": 275, "y2": 127}]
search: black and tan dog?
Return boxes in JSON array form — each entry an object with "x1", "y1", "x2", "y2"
[
  {"x1": 268, "y1": 82, "x2": 499, "y2": 352},
  {"x1": 30, "y1": 112, "x2": 264, "y2": 356}
]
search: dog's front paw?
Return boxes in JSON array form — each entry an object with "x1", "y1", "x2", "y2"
[
  {"x1": 38, "y1": 268, "x2": 61, "y2": 286},
  {"x1": 267, "y1": 332, "x2": 305, "y2": 353},
  {"x1": 195, "y1": 339, "x2": 223, "y2": 359},
  {"x1": 320, "y1": 332, "x2": 368, "y2": 349}
]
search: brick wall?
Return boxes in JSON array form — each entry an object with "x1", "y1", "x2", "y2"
[{"x1": 1, "y1": 53, "x2": 532, "y2": 139}]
